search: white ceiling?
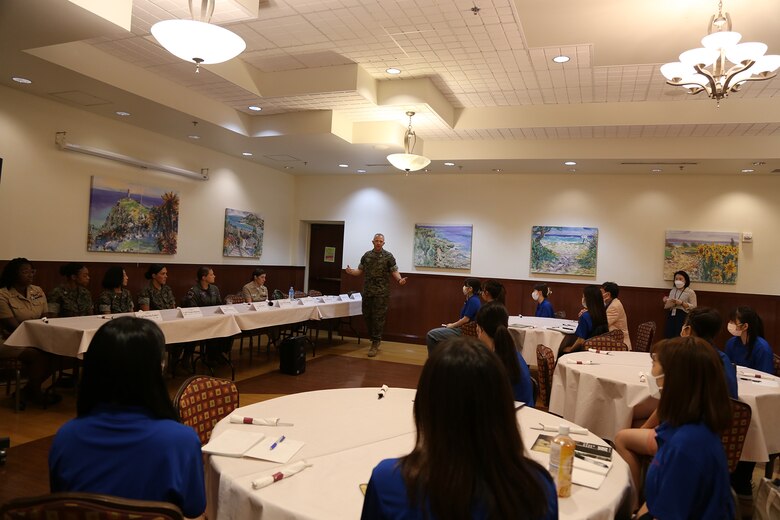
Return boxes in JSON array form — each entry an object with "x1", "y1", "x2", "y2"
[{"x1": 2, "y1": 0, "x2": 780, "y2": 176}]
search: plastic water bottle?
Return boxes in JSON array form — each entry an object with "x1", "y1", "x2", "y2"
[
  {"x1": 548, "y1": 425, "x2": 575, "y2": 497},
  {"x1": 289, "y1": 286, "x2": 295, "y2": 301}
]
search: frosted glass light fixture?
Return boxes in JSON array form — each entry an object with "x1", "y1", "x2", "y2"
[
  {"x1": 387, "y1": 111, "x2": 431, "y2": 173},
  {"x1": 660, "y1": 0, "x2": 779, "y2": 105},
  {"x1": 151, "y1": 0, "x2": 246, "y2": 72}
]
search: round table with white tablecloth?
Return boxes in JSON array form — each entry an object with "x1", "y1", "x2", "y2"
[{"x1": 508, "y1": 315, "x2": 578, "y2": 368}]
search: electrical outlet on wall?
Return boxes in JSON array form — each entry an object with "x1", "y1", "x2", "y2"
[{"x1": 742, "y1": 232, "x2": 753, "y2": 242}]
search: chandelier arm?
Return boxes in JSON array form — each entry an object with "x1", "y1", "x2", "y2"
[{"x1": 692, "y1": 63, "x2": 721, "y2": 98}]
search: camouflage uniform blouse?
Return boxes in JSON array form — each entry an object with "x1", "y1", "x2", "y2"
[
  {"x1": 358, "y1": 249, "x2": 399, "y2": 297},
  {"x1": 97, "y1": 289, "x2": 134, "y2": 314},
  {"x1": 47, "y1": 285, "x2": 93, "y2": 317},
  {"x1": 182, "y1": 284, "x2": 221, "y2": 308},
  {"x1": 138, "y1": 282, "x2": 176, "y2": 310}
]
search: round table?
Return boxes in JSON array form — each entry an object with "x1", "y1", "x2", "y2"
[
  {"x1": 508, "y1": 316, "x2": 578, "y2": 368},
  {"x1": 206, "y1": 388, "x2": 631, "y2": 519}
]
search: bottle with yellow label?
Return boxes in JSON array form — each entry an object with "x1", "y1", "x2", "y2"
[{"x1": 548, "y1": 425, "x2": 575, "y2": 497}]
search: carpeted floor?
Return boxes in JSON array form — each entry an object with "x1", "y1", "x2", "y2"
[{"x1": 236, "y1": 355, "x2": 422, "y2": 394}]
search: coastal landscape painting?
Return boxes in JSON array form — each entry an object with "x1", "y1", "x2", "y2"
[
  {"x1": 531, "y1": 226, "x2": 598, "y2": 276},
  {"x1": 223, "y1": 208, "x2": 264, "y2": 258},
  {"x1": 664, "y1": 230, "x2": 739, "y2": 284},
  {"x1": 87, "y1": 177, "x2": 179, "y2": 254},
  {"x1": 413, "y1": 224, "x2": 473, "y2": 269}
]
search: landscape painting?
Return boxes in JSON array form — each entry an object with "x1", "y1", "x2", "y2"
[
  {"x1": 414, "y1": 224, "x2": 473, "y2": 269},
  {"x1": 664, "y1": 230, "x2": 739, "y2": 284},
  {"x1": 223, "y1": 208, "x2": 264, "y2": 258},
  {"x1": 531, "y1": 226, "x2": 598, "y2": 276},
  {"x1": 87, "y1": 177, "x2": 179, "y2": 254}
]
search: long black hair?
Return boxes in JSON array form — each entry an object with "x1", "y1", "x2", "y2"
[
  {"x1": 482, "y1": 279, "x2": 506, "y2": 304},
  {"x1": 476, "y1": 302, "x2": 520, "y2": 384},
  {"x1": 583, "y1": 285, "x2": 608, "y2": 335},
  {"x1": 729, "y1": 306, "x2": 765, "y2": 359},
  {"x1": 78, "y1": 317, "x2": 179, "y2": 421},
  {"x1": 400, "y1": 336, "x2": 550, "y2": 519}
]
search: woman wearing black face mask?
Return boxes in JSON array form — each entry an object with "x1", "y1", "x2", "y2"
[{"x1": 662, "y1": 270, "x2": 696, "y2": 338}]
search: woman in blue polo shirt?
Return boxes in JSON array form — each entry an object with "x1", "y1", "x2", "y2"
[
  {"x1": 557, "y1": 285, "x2": 608, "y2": 358},
  {"x1": 49, "y1": 317, "x2": 206, "y2": 518},
  {"x1": 725, "y1": 306, "x2": 774, "y2": 374},
  {"x1": 636, "y1": 336, "x2": 734, "y2": 519},
  {"x1": 532, "y1": 283, "x2": 555, "y2": 318},
  {"x1": 425, "y1": 278, "x2": 482, "y2": 355}
]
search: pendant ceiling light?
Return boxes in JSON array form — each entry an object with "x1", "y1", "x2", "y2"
[
  {"x1": 660, "y1": 0, "x2": 780, "y2": 106},
  {"x1": 387, "y1": 111, "x2": 431, "y2": 173},
  {"x1": 151, "y1": 0, "x2": 246, "y2": 72}
]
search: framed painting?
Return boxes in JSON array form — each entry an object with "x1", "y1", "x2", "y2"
[
  {"x1": 223, "y1": 208, "x2": 264, "y2": 258},
  {"x1": 664, "y1": 230, "x2": 739, "y2": 284},
  {"x1": 87, "y1": 176, "x2": 179, "y2": 254},
  {"x1": 413, "y1": 224, "x2": 473, "y2": 269},
  {"x1": 531, "y1": 226, "x2": 598, "y2": 276}
]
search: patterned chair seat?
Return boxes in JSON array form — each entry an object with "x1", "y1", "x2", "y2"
[
  {"x1": 0, "y1": 492, "x2": 183, "y2": 520},
  {"x1": 174, "y1": 376, "x2": 239, "y2": 444}
]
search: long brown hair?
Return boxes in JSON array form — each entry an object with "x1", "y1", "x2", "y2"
[
  {"x1": 400, "y1": 336, "x2": 550, "y2": 519},
  {"x1": 655, "y1": 336, "x2": 731, "y2": 433}
]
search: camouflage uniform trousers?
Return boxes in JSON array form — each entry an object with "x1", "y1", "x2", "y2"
[{"x1": 362, "y1": 294, "x2": 389, "y2": 343}]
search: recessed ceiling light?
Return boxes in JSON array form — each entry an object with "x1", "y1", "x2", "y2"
[
  {"x1": 444, "y1": 162, "x2": 455, "y2": 166},
  {"x1": 115, "y1": 111, "x2": 131, "y2": 116},
  {"x1": 188, "y1": 135, "x2": 200, "y2": 139},
  {"x1": 284, "y1": 166, "x2": 293, "y2": 170},
  {"x1": 741, "y1": 169, "x2": 754, "y2": 173},
  {"x1": 12, "y1": 76, "x2": 32, "y2": 84},
  {"x1": 423, "y1": 169, "x2": 430, "y2": 173},
  {"x1": 248, "y1": 105, "x2": 262, "y2": 111},
  {"x1": 564, "y1": 161, "x2": 576, "y2": 166},
  {"x1": 242, "y1": 152, "x2": 253, "y2": 156},
  {"x1": 357, "y1": 169, "x2": 367, "y2": 173},
  {"x1": 339, "y1": 164, "x2": 349, "y2": 168},
  {"x1": 492, "y1": 168, "x2": 502, "y2": 172},
  {"x1": 552, "y1": 55, "x2": 570, "y2": 64},
  {"x1": 651, "y1": 168, "x2": 662, "y2": 173},
  {"x1": 568, "y1": 169, "x2": 576, "y2": 173},
  {"x1": 386, "y1": 68, "x2": 401, "y2": 74}
]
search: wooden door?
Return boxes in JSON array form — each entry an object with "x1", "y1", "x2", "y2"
[{"x1": 307, "y1": 223, "x2": 344, "y2": 295}]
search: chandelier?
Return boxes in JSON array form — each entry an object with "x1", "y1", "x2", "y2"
[
  {"x1": 387, "y1": 111, "x2": 431, "y2": 173},
  {"x1": 660, "y1": 0, "x2": 780, "y2": 105},
  {"x1": 151, "y1": 0, "x2": 246, "y2": 72}
]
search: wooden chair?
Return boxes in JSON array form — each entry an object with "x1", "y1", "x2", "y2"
[
  {"x1": 460, "y1": 321, "x2": 478, "y2": 337},
  {"x1": 174, "y1": 376, "x2": 239, "y2": 445},
  {"x1": 530, "y1": 376, "x2": 540, "y2": 407},
  {"x1": 308, "y1": 290, "x2": 323, "y2": 297},
  {"x1": 536, "y1": 344, "x2": 555, "y2": 410},
  {"x1": 765, "y1": 353, "x2": 780, "y2": 478},
  {"x1": 0, "y1": 492, "x2": 184, "y2": 520},
  {"x1": 583, "y1": 329, "x2": 628, "y2": 352},
  {"x1": 721, "y1": 399, "x2": 752, "y2": 473},
  {"x1": 554, "y1": 310, "x2": 566, "y2": 319},
  {"x1": 634, "y1": 321, "x2": 656, "y2": 353}
]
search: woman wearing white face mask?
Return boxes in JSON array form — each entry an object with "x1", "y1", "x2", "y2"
[
  {"x1": 662, "y1": 270, "x2": 696, "y2": 338},
  {"x1": 532, "y1": 283, "x2": 555, "y2": 318},
  {"x1": 633, "y1": 337, "x2": 734, "y2": 519},
  {"x1": 425, "y1": 278, "x2": 482, "y2": 356}
]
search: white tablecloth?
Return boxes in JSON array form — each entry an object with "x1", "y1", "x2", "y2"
[
  {"x1": 508, "y1": 316, "x2": 578, "y2": 368},
  {"x1": 549, "y1": 351, "x2": 780, "y2": 462},
  {"x1": 4, "y1": 299, "x2": 363, "y2": 359},
  {"x1": 207, "y1": 388, "x2": 631, "y2": 520}
]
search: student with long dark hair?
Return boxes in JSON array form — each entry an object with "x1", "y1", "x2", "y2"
[
  {"x1": 47, "y1": 262, "x2": 92, "y2": 317},
  {"x1": 49, "y1": 317, "x2": 205, "y2": 518},
  {"x1": 636, "y1": 337, "x2": 734, "y2": 519},
  {"x1": 476, "y1": 303, "x2": 534, "y2": 406},
  {"x1": 725, "y1": 306, "x2": 773, "y2": 374},
  {"x1": 559, "y1": 285, "x2": 608, "y2": 356},
  {"x1": 362, "y1": 336, "x2": 557, "y2": 519}
]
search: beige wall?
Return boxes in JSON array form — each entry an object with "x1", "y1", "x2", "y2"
[
  {"x1": 296, "y1": 173, "x2": 780, "y2": 295},
  {"x1": 0, "y1": 85, "x2": 296, "y2": 266}
]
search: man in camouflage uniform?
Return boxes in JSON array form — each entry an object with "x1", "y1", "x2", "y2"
[{"x1": 346, "y1": 234, "x2": 407, "y2": 357}]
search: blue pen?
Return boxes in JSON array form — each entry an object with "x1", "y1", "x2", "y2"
[{"x1": 269, "y1": 435, "x2": 286, "y2": 450}]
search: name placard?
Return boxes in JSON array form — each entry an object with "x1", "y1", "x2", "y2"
[
  {"x1": 219, "y1": 305, "x2": 239, "y2": 315},
  {"x1": 351, "y1": 292, "x2": 362, "y2": 301},
  {"x1": 323, "y1": 295, "x2": 341, "y2": 303},
  {"x1": 277, "y1": 299, "x2": 295, "y2": 308},
  {"x1": 339, "y1": 294, "x2": 351, "y2": 302},
  {"x1": 178, "y1": 307, "x2": 204, "y2": 319},
  {"x1": 136, "y1": 310, "x2": 163, "y2": 322},
  {"x1": 252, "y1": 302, "x2": 271, "y2": 311}
]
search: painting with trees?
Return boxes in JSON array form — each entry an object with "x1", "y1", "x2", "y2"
[
  {"x1": 413, "y1": 224, "x2": 473, "y2": 269},
  {"x1": 87, "y1": 177, "x2": 179, "y2": 254},
  {"x1": 223, "y1": 208, "x2": 264, "y2": 258},
  {"x1": 664, "y1": 230, "x2": 739, "y2": 284},
  {"x1": 530, "y1": 226, "x2": 598, "y2": 276}
]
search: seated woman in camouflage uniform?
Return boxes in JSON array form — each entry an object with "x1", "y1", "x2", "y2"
[
  {"x1": 138, "y1": 264, "x2": 176, "y2": 311},
  {"x1": 97, "y1": 266, "x2": 134, "y2": 314},
  {"x1": 182, "y1": 267, "x2": 221, "y2": 308},
  {"x1": 47, "y1": 262, "x2": 93, "y2": 317}
]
